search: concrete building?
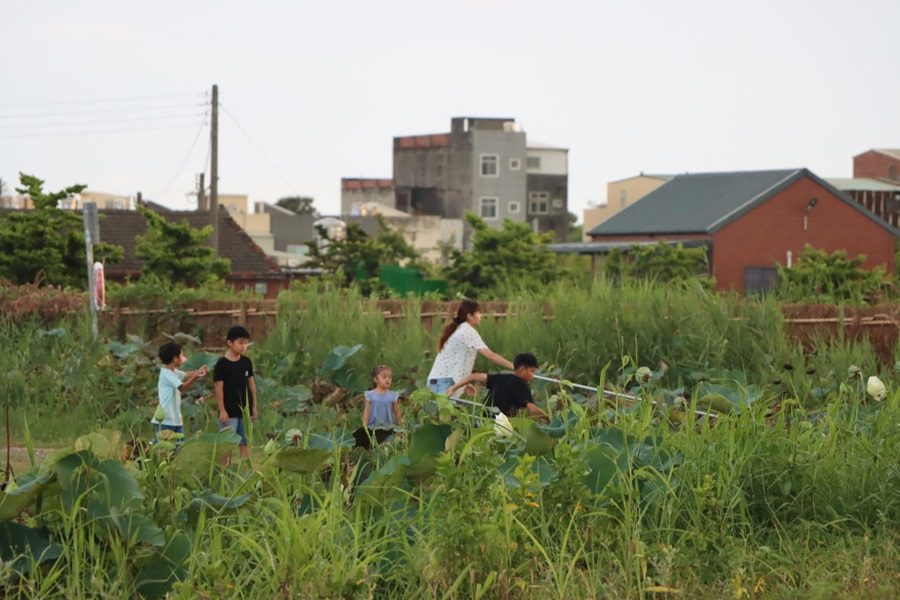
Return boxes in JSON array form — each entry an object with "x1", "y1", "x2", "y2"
[
  {"x1": 341, "y1": 178, "x2": 395, "y2": 215},
  {"x1": 582, "y1": 174, "x2": 672, "y2": 241},
  {"x1": 587, "y1": 169, "x2": 897, "y2": 294},
  {"x1": 853, "y1": 149, "x2": 900, "y2": 182},
  {"x1": 392, "y1": 117, "x2": 568, "y2": 240},
  {"x1": 56, "y1": 190, "x2": 135, "y2": 211},
  {"x1": 526, "y1": 142, "x2": 570, "y2": 239}
]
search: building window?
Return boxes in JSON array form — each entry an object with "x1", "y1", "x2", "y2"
[
  {"x1": 890, "y1": 165, "x2": 897, "y2": 180},
  {"x1": 744, "y1": 267, "x2": 778, "y2": 296},
  {"x1": 619, "y1": 190, "x2": 628, "y2": 208},
  {"x1": 528, "y1": 192, "x2": 549, "y2": 214},
  {"x1": 480, "y1": 154, "x2": 499, "y2": 177},
  {"x1": 552, "y1": 198, "x2": 563, "y2": 209},
  {"x1": 508, "y1": 201, "x2": 520, "y2": 214},
  {"x1": 527, "y1": 156, "x2": 541, "y2": 169},
  {"x1": 509, "y1": 158, "x2": 521, "y2": 171},
  {"x1": 255, "y1": 282, "x2": 269, "y2": 296},
  {"x1": 480, "y1": 197, "x2": 498, "y2": 219}
]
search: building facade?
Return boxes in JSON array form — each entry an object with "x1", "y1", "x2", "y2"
[
  {"x1": 341, "y1": 178, "x2": 396, "y2": 215},
  {"x1": 854, "y1": 149, "x2": 900, "y2": 182},
  {"x1": 391, "y1": 117, "x2": 568, "y2": 240},
  {"x1": 588, "y1": 169, "x2": 897, "y2": 294}
]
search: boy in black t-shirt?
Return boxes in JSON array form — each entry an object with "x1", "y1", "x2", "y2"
[
  {"x1": 214, "y1": 325, "x2": 257, "y2": 463},
  {"x1": 447, "y1": 353, "x2": 549, "y2": 422}
]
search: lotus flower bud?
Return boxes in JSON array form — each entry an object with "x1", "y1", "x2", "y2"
[
  {"x1": 494, "y1": 412, "x2": 513, "y2": 437},
  {"x1": 866, "y1": 376, "x2": 886, "y2": 401},
  {"x1": 153, "y1": 404, "x2": 166, "y2": 422}
]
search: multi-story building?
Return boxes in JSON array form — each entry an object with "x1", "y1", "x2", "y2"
[{"x1": 391, "y1": 117, "x2": 569, "y2": 240}]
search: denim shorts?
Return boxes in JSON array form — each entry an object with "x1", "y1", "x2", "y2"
[
  {"x1": 427, "y1": 377, "x2": 454, "y2": 394},
  {"x1": 219, "y1": 417, "x2": 248, "y2": 446}
]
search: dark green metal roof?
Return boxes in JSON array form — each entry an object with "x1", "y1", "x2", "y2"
[
  {"x1": 589, "y1": 169, "x2": 805, "y2": 236},
  {"x1": 588, "y1": 168, "x2": 899, "y2": 237}
]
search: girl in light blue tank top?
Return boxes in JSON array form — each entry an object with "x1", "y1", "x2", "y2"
[{"x1": 363, "y1": 364, "x2": 403, "y2": 429}]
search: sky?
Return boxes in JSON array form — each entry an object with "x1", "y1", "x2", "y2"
[{"x1": 2, "y1": 0, "x2": 898, "y2": 221}]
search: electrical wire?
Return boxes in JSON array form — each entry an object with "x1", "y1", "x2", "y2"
[
  {"x1": 0, "y1": 112, "x2": 206, "y2": 130},
  {"x1": 0, "y1": 102, "x2": 205, "y2": 120},
  {"x1": 219, "y1": 103, "x2": 300, "y2": 195},
  {"x1": 0, "y1": 92, "x2": 204, "y2": 109},
  {"x1": 151, "y1": 121, "x2": 208, "y2": 200},
  {"x1": 0, "y1": 122, "x2": 204, "y2": 140}
]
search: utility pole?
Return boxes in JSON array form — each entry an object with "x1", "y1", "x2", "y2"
[
  {"x1": 210, "y1": 84, "x2": 219, "y2": 254},
  {"x1": 196, "y1": 172, "x2": 206, "y2": 210}
]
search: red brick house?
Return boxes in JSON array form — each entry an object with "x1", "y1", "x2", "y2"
[
  {"x1": 586, "y1": 169, "x2": 898, "y2": 293},
  {"x1": 99, "y1": 207, "x2": 289, "y2": 298},
  {"x1": 853, "y1": 149, "x2": 900, "y2": 183}
]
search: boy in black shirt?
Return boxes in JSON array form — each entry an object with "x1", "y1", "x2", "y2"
[
  {"x1": 214, "y1": 326, "x2": 257, "y2": 463},
  {"x1": 447, "y1": 353, "x2": 549, "y2": 422}
]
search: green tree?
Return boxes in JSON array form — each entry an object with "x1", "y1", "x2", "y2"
[
  {"x1": 0, "y1": 173, "x2": 122, "y2": 287},
  {"x1": 443, "y1": 213, "x2": 561, "y2": 298},
  {"x1": 605, "y1": 242, "x2": 713, "y2": 288},
  {"x1": 134, "y1": 206, "x2": 230, "y2": 285},
  {"x1": 777, "y1": 244, "x2": 886, "y2": 304},
  {"x1": 275, "y1": 196, "x2": 318, "y2": 216},
  {"x1": 304, "y1": 217, "x2": 422, "y2": 296}
]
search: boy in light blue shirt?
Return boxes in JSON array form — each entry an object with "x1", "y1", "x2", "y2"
[{"x1": 152, "y1": 342, "x2": 208, "y2": 443}]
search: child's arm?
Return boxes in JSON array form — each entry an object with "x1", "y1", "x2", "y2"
[
  {"x1": 248, "y1": 376, "x2": 258, "y2": 419},
  {"x1": 179, "y1": 366, "x2": 208, "y2": 392},
  {"x1": 447, "y1": 373, "x2": 487, "y2": 397},
  {"x1": 524, "y1": 402, "x2": 550, "y2": 423},
  {"x1": 215, "y1": 381, "x2": 228, "y2": 423},
  {"x1": 362, "y1": 399, "x2": 371, "y2": 429},
  {"x1": 392, "y1": 399, "x2": 403, "y2": 427}
]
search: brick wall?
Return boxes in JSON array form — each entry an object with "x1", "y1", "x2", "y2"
[
  {"x1": 854, "y1": 150, "x2": 900, "y2": 181},
  {"x1": 712, "y1": 177, "x2": 896, "y2": 292}
]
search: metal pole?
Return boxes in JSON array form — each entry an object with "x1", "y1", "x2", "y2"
[
  {"x1": 210, "y1": 84, "x2": 219, "y2": 254},
  {"x1": 82, "y1": 203, "x2": 98, "y2": 340},
  {"x1": 532, "y1": 374, "x2": 716, "y2": 419}
]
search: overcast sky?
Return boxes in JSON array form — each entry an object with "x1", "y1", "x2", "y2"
[{"x1": 2, "y1": 0, "x2": 898, "y2": 220}]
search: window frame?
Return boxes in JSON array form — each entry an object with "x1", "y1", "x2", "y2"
[
  {"x1": 509, "y1": 158, "x2": 521, "y2": 171},
  {"x1": 479, "y1": 196, "x2": 499, "y2": 220},
  {"x1": 480, "y1": 154, "x2": 499, "y2": 178},
  {"x1": 508, "y1": 200, "x2": 520, "y2": 214}
]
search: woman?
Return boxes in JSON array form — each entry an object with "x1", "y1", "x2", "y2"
[{"x1": 426, "y1": 300, "x2": 514, "y2": 394}]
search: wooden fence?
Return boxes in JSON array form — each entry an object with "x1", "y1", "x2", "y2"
[{"x1": 97, "y1": 300, "x2": 900, "y2": 361}]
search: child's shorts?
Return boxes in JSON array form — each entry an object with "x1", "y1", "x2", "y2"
[{"x1": 219, "y1": 417, "x2": 248, "y2": 446}]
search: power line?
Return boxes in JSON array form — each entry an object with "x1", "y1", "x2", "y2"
[
  {"x1": 0, "y1": 112, "x2": 206, "y2": 130},
  {"x1": 151, "y1": 122, "x2": 208, "y2": 200},
  {"x1": 220, "y1": 103, "x2": 299, "y2": 195},
  {"x1": 0, "y1": 92, "x2": 204, "y2": 109},
  {"x1": 0, "y1": 122, "x2": 204, "y2": 140},
  {"x1": 0, "y1": 102, "x2": 205, "y2": 120}
]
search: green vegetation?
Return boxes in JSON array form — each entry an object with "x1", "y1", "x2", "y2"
[
  {"x1": 444, "y1": 213, "x2": 562, "y2": 298},
  {"x1": 135, "y1": 206, "x2": 230, "y2": 285},
  {"x1": 777, "y1": 244, "x2": 888, "y2": 304},
  {"x1": 2, "y1": 282, "x2": 899, "y2": 597},
  {"x1": 0, "y1": 174, "x2": 122, "y2": 287},
  {"x1": 605, "y1": 242, "x2": 714, "y2": 288}
]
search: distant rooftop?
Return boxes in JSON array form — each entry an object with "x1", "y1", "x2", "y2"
[
  {"x1": 827, "y1": 178, "x2": 900, "y2": 192},
  {"x1": 854, "y1": 148, "x2": 900, "y2": 160}
]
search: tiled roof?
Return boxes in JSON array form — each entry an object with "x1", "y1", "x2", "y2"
[
  {"x1": 98, "y1": 208, "x2": 282, "y2": 279},
  {"x1": 588, "y1": 168, "x2": 899, "y2": 237}
]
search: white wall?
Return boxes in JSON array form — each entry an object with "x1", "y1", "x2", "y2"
[{"x1": 527, "y1": 147, "x2": 568, "y2": 175}]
